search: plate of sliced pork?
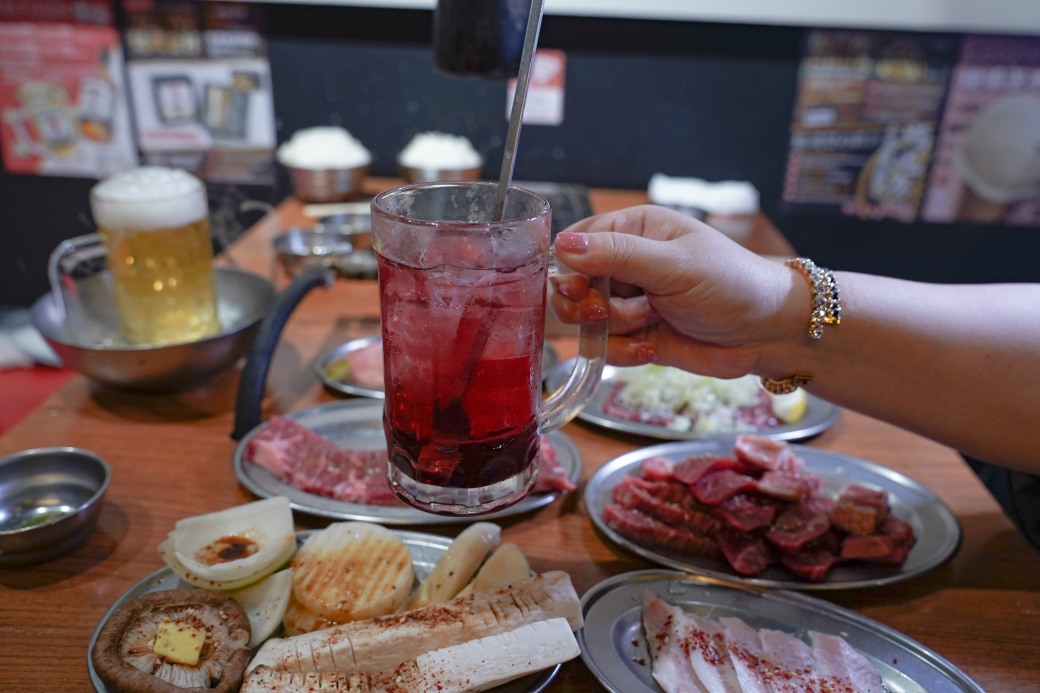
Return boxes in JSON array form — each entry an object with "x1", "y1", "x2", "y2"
[
  {"x1": 577, "y1": 569, "x2": 984, "y2": 693},
  {"x1": 584, "y1": 434, "x2": 961, "y2": 590},
  {"x1": 233, "y1": 400, "x2": 582, "y2": 525}
]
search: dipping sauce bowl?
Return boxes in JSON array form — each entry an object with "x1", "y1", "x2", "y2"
[{"x1": 0, "y1": 447, "x2": 111, "y2": 566}]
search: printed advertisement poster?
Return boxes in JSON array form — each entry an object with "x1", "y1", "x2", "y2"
[
  {"x1": 781, "y1": 30, "x2": 957, "y2": 222},
  {"x1": 121, "y1": 0, "x2": 275, "y2": 185},
  {"x1": 507, "y1": 50, "x2": 566, "y2": 126},
  {"x1": 0, "y1": 1, "x2": 137, "y2": 178},
  {"x1": 920, "y1": 36, "x2": 1040, "y2": 227},
  {"x1": 126, "y1": 59, "x2": 274, "y2": 152}
]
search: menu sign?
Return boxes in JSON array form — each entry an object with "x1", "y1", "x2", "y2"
[
  {"x1": 0, "y1": 0, "x2": 137, "y2": 177},
  {"x1": 920, "y1": 36, "x2": 1040, "y2": 227},
  {"x1": 121, "y1": 0, "x2": 276, "y2": 185},
  {"x1": 781, "y1": 30, "x2": 956, "y2": 222}
]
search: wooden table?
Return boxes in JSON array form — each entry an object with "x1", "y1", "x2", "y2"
[{"x1": 2, "y1": 181, "x2": 1038, "y2": 692}]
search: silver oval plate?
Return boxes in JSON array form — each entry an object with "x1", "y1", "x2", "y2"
[
  {"x1": 584, "y1": 437, "x2": 961, "y2": 590},
  {"x1": 578, "y1": 569, "x2": 983, "y2": 693},
  {"x1": 233, "y1": 399, "x2": 582, "y2": 525},
  {"x1": 87, "y1": 530, "x2": 560, "y2": 693},
  {"x1": 546, "y1": 360, "x2": 841, "y2": 442},
  {"x1": 317, "y1": 335, "x2": 562, "y2": 399}
]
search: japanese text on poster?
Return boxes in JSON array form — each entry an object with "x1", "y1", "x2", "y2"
[{"x1": 781, "y1": 30, "x2": 956, "y2": 222}]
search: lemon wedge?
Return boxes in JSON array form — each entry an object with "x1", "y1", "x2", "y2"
[{"x1": 768, "y1": 388, "x2": 808, "y2": 423}]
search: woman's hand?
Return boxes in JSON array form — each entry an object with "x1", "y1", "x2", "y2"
[{"x1": 550, "y1": 205, "x2": 803, "y2": 379}]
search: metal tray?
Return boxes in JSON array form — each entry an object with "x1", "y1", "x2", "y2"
[
  {"x1": 584, "y1": 438, "x2": 961, "y2": 590},
  {"x1": 316, "y1": 336, "x2": 561, "y2": 399},
  {"x1": 546, "y1": 361, "x2": 840, "y2": 442},
  {"x1": 87, "y1": 530, "x2": 560, "y2": 692},
  {"x1": 577, "y1": 570, "x2": 983, "y2": 693},
  {"x1": 233, "y1": 399, "x2": 582, "y2": 525}
]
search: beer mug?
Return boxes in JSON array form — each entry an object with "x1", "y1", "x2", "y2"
[
  {"x1": 372, "y1": 181, "x2": 608, "y2": 515},
  {"x1": 89, "y1": 167, "x2": 219, "y2": 346}
]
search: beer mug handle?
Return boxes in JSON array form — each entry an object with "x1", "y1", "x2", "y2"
[
  {"x1": 47, "y1": 233, "x2": 106, "y2": 325},
  {"x1": 539, "y1": 256, "x2": 609, "y2": 433}
]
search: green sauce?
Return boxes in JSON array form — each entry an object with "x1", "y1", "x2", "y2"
[{"x1": 10, "y1": 509, "x2": 68, "y2": 530}]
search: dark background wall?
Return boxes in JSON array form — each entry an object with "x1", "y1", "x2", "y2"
[{"x1": 2, "y1": 3, "x2": 1039, "y2": 309}]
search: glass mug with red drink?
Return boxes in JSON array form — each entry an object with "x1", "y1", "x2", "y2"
[{"x1": 372, "y1": 182, "x2": 607, "y2": 515}]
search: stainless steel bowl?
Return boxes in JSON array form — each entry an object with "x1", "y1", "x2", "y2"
[
  {"x1": 273, "y1": 224, "x2": 377, "y2": 281},
  {"x1": 398, "y1": 162, "x2": 483, "y2": 184},
  {"x1": 30, "y1": 267, "x2": 276, "y2": 392},
  {"x1": 0, "y1": 447, "x2": 110, "y2": 566},
  {"x1": 285, "y1": 164, "x2": 369, "y2": 202},
  {"x1": 273, "y1": 227, "x2": 356, "y2": 278}
]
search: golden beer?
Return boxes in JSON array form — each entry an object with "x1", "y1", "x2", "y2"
[{"x1": 90, "y1": 167, "x2": 219, "y2": 345}]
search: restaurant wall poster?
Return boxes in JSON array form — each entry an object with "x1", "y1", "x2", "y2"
[
  {"x1": 781, "y1": 29, "x2": 956, "y2": 223},
  {"x1": 783, "y1": 29, "x2": 1040, "y2": 228},
  {"x1": 121, "y1": 0, "x2": 276, "y2": 185},
  {"x1": 920, "y1": 36, "x2": 1040, "y2": 227},
  {"x1": 0, "y1": 0, "x2": 138, "y2": 178}
]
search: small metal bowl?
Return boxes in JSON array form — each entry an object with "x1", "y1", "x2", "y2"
[
  {"x1": 398, "y1": 162, "x2": 483, "y2": 184},
  {"x1": 273, "y1": 227, "x2": 356, "y2": 278},
  {"x1": 273, "y1": 223, "x2": 378, "y2": 281},
  {"x1": 0, "y1": 447, "x2": 111, "y2": 566},
  {"x1": 285, "y1": 164, "x2": 369, "y2": 203}
]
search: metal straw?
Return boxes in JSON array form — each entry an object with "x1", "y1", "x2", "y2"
[{"x1": 494, "y1": 0, "x2": 546, "y2": 220}]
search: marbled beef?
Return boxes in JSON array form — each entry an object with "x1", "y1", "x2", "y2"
[{"x1": 245, "y1": 416, "x2": 574, "y2": 505}]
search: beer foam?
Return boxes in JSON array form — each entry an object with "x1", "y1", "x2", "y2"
[{"x1": 90, "y1": 166, "x2": 207, "y2": 231}]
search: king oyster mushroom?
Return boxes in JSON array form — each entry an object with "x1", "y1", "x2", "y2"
[{"x1": 92, "y1": 588, "x2": 251, "y2": 693}]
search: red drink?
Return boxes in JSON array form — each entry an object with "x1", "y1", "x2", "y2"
[
  {"x1": 372, "y1": 182, "x2": 607, "y2": 515},
  {"x1": 379, "y1": 253, "x2": 546, "y2": 492}
]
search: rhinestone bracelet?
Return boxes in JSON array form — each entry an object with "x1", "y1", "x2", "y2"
[
  {"x1": 760, "y1": 257, "x2": 842, "y2": 394},
  {"x1": 786, "y1": 257, "x2": 841, "y2": 339}
]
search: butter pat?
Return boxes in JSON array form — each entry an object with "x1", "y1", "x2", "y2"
[{"x1": 153, "y1": 618, "x2": 206, "y2": 665}]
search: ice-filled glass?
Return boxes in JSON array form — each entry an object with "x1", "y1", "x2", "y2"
[{"x1": 372, "y1": 182, "x2": 607, "y2": 515}]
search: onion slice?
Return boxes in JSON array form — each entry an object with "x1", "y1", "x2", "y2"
[
  {"x1": 230, "y1": 569, "x2": 294, "y2": 647},
  {"x1": 161, "y1": 497, "x2": 296, "y2": 587}
]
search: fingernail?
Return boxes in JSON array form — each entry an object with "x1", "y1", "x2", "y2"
[
  {"x1": 580, "y1": 303, "x2": 609, "y2": 323},
  {"x1": 634, "y1": 342, "x2": 656, "y2": 364},
  {"x1": 554, "y1": 280, "x2": 581, "y2": 300},
  {"x1": 555, "y1": 231, "x2": 588, "y2": 254}
]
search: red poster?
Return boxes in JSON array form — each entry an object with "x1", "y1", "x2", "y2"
[{"x1": 0, "y1": 0, "x2": 136, "y2": 177}]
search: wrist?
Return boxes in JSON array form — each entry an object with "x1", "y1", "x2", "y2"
[{"x1": 756, "y1": 258, "x2": 842, "y2": 392}]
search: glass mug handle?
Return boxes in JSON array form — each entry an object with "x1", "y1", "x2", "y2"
[
  {"x1": 539, "y1": 253, "x2": 609, "y2": 433},
  {"x1": 47, "y1": 233, "x2": 106, "y2": 326}
]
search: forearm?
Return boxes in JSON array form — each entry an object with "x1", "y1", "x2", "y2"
[{"x1": 760, "y1": 272, "x2": 1040, "y2": 473}]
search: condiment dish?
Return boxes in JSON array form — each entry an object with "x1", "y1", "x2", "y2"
[{"x1": 0, "y1": 447, "x2": 111, "y2": 566}]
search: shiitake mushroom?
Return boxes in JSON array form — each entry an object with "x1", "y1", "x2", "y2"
[{"x1": 92, "y1": 588, "x2": 250, "y2": 693}]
